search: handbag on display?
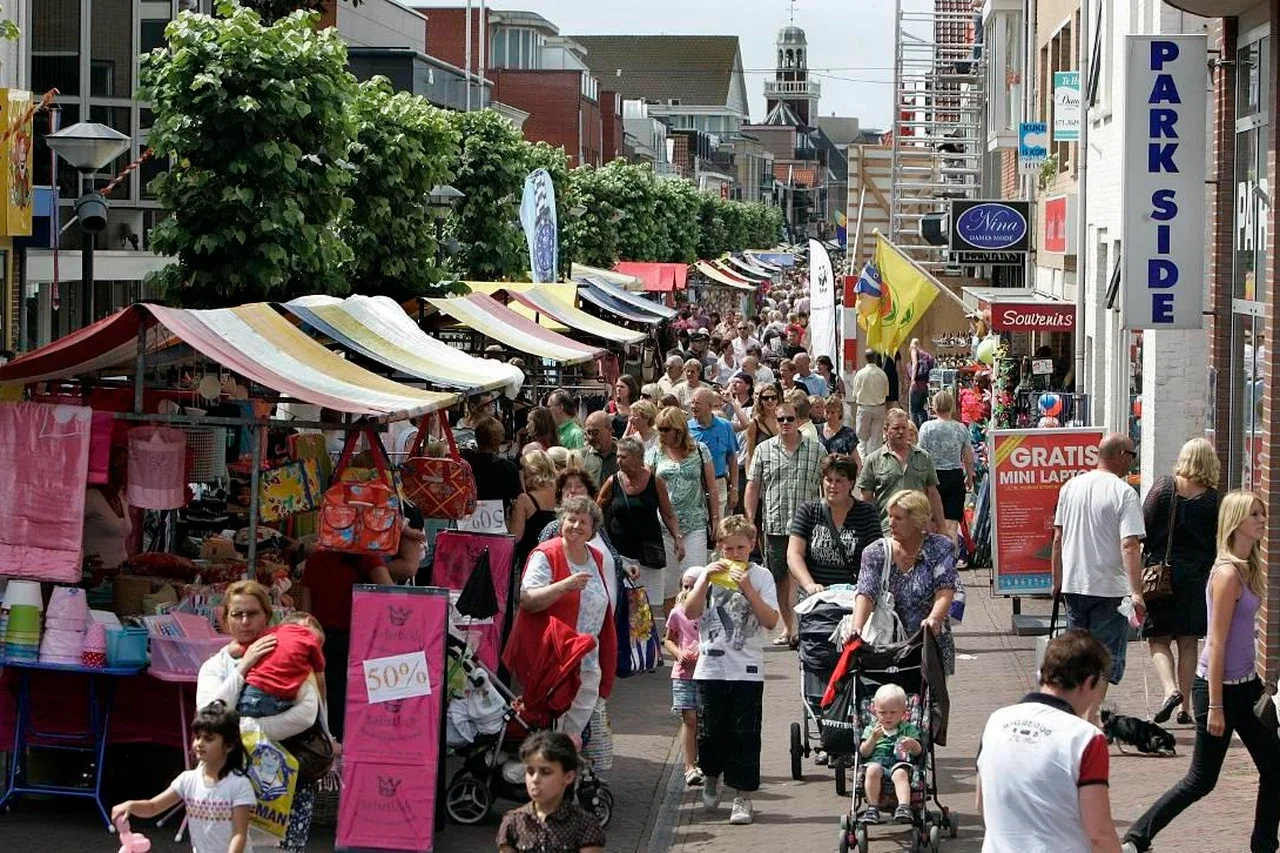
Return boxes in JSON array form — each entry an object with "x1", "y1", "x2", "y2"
[
  {"x1": 1142, "y1": 479, "x2": 1178, "y2": 600},
  {"x1": 257, "y1": 458, "x2": 322, "y2": 523},
  {"x1": 614, "y1": 577, "x2": 660, "y2": 678},
  {"x1": 400, "y1": 411, "x2": 477, "y2": 520},
  {"x1": 317, "y1": 427, "x2": 403, "y2": 556},
  {"x1": 859, "y1": 539, "x2": 904, "y2": 647}
]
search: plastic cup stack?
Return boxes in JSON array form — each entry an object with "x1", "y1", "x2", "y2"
[
  {"x1": 2, "y1": 580, "x2": 43, "y2": 663},
  {"x1": 40, "y1": 586, "x2": 90, "y2": 666},
  {"x1": 82, "y1": 621, "x2": 107, "y2": 668}
]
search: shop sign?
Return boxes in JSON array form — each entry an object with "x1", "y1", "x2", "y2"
[
  {"x1": 1121, "y1": 35, "x2": 1207, "y2": 329},
  {"x1": 949, "y1": 200, "x2": 1031, "y2": 253},
  {"x1": 1018, "y1": 121, "x2": 1048, "y2": 174},
  {"x1": 987, "y1": 302, "x2": 1075, "y2": 332},
  {"x1": 991, "y1": 428, "x2": 1104, "y2": 595},
  {"x1": 951, "y1": 250, "x2": 1023, "y2": 266},
  {"x1": 1043, "y1": 194, "x2": 1077, "y2": 255},
  {"x1": 1053, "y1": 71, "x2": 1081, "y2": 142}
]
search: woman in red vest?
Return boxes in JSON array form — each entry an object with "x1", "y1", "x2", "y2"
[{"x1": 505, "y1": 495, "x2": 618, "y2": 749}]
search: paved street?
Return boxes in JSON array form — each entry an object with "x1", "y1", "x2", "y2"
[{"x1": 0, "y1": 573, "x2": 1267, "y2": 851}]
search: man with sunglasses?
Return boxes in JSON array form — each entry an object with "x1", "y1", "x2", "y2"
[
  {"x1": 1050, "y1": 433, "x2": 1147, "y2": 725},
  {"x1": 745, "y1": 401, "x2": 824, "y2": 646}
]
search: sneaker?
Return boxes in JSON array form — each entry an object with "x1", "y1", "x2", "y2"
[
  {"x1": 862, "y1": 806, "x2": 881, "y2": 825},
  {"x1": 685, "y1": 767, "x2": 705, "y2": 787},
  {"x1": 893, "y1": 804, "x2": 913, "y2": 824},
  {"x1": 728, "y1": 796, "x2": 754, "y2": 825},
  {"x1": 701, "y1": 776, "x2": 721, "y2": 811}
]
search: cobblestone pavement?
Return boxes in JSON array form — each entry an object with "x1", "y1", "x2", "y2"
[{"x1": 0, "y1": 575, "x2": 1267, "y2": 852}]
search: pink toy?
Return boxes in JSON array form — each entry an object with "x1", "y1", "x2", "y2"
[{"x1": 114, "y1": 816, "x2": 151, "y2": 852}]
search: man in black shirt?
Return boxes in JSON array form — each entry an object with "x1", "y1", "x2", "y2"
[{"x1": 460, "y1": 416, "x2": 521, "y2": 512}]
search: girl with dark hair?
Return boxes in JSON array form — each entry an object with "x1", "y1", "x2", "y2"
[
  {"x1": 606, "y1": 375, "x2": 641, "y2": 438},
  {"x1": 113, "y1": 702, "x2": 255, "y2": 853},
  {"x1": 498, "y1": 731, "x2": 605, "y2": 852}
]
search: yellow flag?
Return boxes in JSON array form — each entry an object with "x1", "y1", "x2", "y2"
[{"x1": 873, "y1": 235, "x2": 938, "y2": 354}]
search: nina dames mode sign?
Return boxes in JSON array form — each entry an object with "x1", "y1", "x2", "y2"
[
  {"x1": 948, "y1": 200, "x2": 1031, "y2": 254},
  {"x1": 1121, "y1": 35, "x2": 1207, "y2": 329}
]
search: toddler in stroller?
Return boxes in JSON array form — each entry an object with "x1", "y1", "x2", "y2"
[{"x1": 858, "y1": 683, "x2": 923, "y2": 825}]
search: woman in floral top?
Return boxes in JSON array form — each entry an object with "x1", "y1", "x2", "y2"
[{"x1": 852, "y1": 489, "x2": 958, "y2": 674}]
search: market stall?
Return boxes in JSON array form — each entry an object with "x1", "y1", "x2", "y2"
[
  {"x1": 612, "y1": 261, "x2": 689, "y2": 294},
  {"x1": 570, "y1": 262, "x2": 645, "y2": 292},
  {"x1": 576, "y1": 275, "x2": 676, "y2": 321}
]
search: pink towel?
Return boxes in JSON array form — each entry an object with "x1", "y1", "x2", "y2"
[{"x1": 0, "y1": 403, "x2": 91, "y2": 583}]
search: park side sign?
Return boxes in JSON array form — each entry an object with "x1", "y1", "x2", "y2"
[{"x1": 1121, "y1": 35, "x2": 1207, "y2": 330}]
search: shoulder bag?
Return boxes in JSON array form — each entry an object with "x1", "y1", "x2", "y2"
[
  {"x1": 317, "y1": 426, "x2": 403, "y2": 556},
  {"x1": 619, "y1": 473, "x2": 667, "y2": 569},
  {"x1": 860, "y1": 538, "x2": 904, "y2": 647},
  {"x1": 696, "y1": 443, "x2": 715, "y2": 541},
  {"x1": 1142, "y1": 478, "x2": 1177, "y2": 600},
  {"x1": 400, "y1": 411, "x2": 477, "y2": 520}
]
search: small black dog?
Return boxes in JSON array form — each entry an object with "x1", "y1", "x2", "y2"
[{"x1": 1101, "y1": 710, "x2": 1177, "y2": 756}]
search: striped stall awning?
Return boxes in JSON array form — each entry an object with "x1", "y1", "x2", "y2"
[{"x1": 423, "y1": 292, "x2": 603, "y2": 365}]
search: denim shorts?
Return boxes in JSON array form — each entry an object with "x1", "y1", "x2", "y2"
[
  {"x1": 671, "y1": 678, "x2": 698, "y2": 712},
  {"x1": 1063, "y1": 593, "x2": 1129, "y2": 684}
]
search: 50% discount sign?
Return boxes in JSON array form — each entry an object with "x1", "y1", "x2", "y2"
[{"x1": 362, "y1": 651, "x2": 432, "y2": 705}]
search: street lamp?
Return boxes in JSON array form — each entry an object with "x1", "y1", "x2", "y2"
[
  {"x1": 45, "y1": 122, "x2": 132, "y2": 327},
  {"x1": 427, "y1": 184, "x2": 465, "y2": 272}
]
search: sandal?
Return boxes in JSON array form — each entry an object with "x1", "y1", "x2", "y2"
[
  {"x1": 771, "y1": 634, "x2": 793, "y2": 646},
  {"x1": 1153, "y1": 692, "x2": 1183, "y2": 724}
]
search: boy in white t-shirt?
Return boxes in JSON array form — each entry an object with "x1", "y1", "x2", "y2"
[{"x1": 682, "y1": 515, "x2": 780, "y2": 827}]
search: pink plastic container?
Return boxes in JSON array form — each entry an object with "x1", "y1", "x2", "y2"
[{"x1": 148, "y1": 635, "x2": 230, "y2": 680}]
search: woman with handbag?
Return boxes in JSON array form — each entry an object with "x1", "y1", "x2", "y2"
[
  {"x1": 1141, "y1": 437, "x2": 1221, "y2": 725},
  {"x1": 648, "y1": 406, "x2": 719, "y2": 617},
  {"x1": 599, "y1": 437, "x2": 684, "y2": 617},
  {"x1": 536, "y1": 468, "x2": 625, "y2": 583},
  {"x1": 196, "y1": 580, "x2": 324, "y2": 852},
  {"x1": 509, "y1": 450, "x2": 559, "y2": 574},
  {"x1": 787, "y1": 454, "x2": 882, "y2": 594},
  {"x1": 1123, "y1": 490, "x2": 1280, "y2": 853},
  {"x1": 850, "y1": 490, "x2": 958, "y2": 673}
]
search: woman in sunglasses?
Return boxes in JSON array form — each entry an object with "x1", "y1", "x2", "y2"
[
  {"x1": 648, "y1": 406, "x2": 718, "y2": 616},
  {"x1": 744, "y1": 384, "x2": 781, "y2": 472}
]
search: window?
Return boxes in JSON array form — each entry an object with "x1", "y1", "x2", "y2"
[
  {"x1": 1040, "y1": 22, "x2": 1074, "y2": 173},
  {"x1": 87, "y1": 104, "x2": 135, "y2": 200},
  {"x1": 90, "y1": 0, "x2": 134, "y2": 97},
  {"x1": 983, "y1": 3, "x2": 1022, "y2": 149},
  {"x1": 32, "y1": 0, "x2": 81, "y2": 96}
]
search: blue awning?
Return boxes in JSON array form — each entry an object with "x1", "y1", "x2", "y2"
[
  {"x1": 578, "y1": 276, "x2": 676, "y2": 319},
  {"x1": 579, "y1": 284, "x2": 659, "y2": 325}
]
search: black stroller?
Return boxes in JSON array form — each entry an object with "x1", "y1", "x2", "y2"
[
  {"x1": 827, "y1": 630, "x2": 957, "y2": 853},
  {"x1": 789, "y1": 596, "x2": 858, "y2": 794}
]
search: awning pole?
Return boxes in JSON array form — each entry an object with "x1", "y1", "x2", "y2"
[
  {"x1": 871, "y1": 229, "x2": 973, "y2": 316},
  {"x1": 245, "y1": 424, "x2": 264, "y2": 577},
  {"x1": 132, "y1": 313, "x2": 145, "y2": 415}
]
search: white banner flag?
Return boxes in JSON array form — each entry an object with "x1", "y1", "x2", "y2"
[{"x1": 808, "y1": 239, "x2": 837, "y2": 368}]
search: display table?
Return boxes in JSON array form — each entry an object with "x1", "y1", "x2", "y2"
[
  {"x1": 148, "y1": 668, "x2": 199, "y2": 842},
  {"x1": 0, "y1": 659, "x2": 147, "y2": 830}
]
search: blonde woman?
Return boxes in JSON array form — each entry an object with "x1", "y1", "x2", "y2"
[
  {"x1": 1123, "y1": 490, "x2": 1280, "y2": 853},
  {"x1": 648, "y1": 406, "x2": 717, "y2": 614},
  {"x1": 510, "y1": 450, "x2": 559, "y2": 573},
  {"x1": 851, "y1": 489, "x2": 959, "y2": 672},
  {"x1": 624, "y1": 399, "x2": 660, "y2": 456},
  {"x1": 1141, "y1": 437, "x2": 1221, "y2": 725},
  {"x1": 917, "y1": 389, "x2": 975, "y2": 540}
]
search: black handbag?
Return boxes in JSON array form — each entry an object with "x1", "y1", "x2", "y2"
[
  {"x1": 1142, "y1": 479, "x2": 1177, "y2": 600},
  {"x1": 1255, "y1": 682, "x2": 1278, "y2": 731},
  {"x1": 282, "y1": 718, "x2": 336, "y2": 786},
  {"x1": 617, "y1": 474, "x2": 667, "y2": 568}
]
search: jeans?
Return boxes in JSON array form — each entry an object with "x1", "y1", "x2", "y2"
[
  {"x1": 1063, "y1": 593, "x2": 1129, "y2": 684},
  {"x1": 1126, "y1": 676, "x2": 1280, "y2": 853},
  {"x1": 238, "y1": 684, "x2": 295, "y2": 718},
  {"x1": 697, "y1": 680, "x2": 764, "y2": 792},
  {"x1": 909, "y1": 388, "x2": 929, "y2": 426}
]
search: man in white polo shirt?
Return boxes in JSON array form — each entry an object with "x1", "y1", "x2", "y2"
[{"x1": 976, "y1": 630, "x2": 1122, "y2": 853}]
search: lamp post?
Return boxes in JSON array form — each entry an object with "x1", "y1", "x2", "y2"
[
  {"x1": 427, "y1": 184, "x2": 465, "y2": 271},
  {"x1": 45, "y1": 122, "x2": 132, "y2": 328}
]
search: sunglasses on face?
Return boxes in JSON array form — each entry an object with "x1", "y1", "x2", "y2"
[
  {"x1": 760, "y1": 395, "x2": 778, "y2": 402},
  {"x1": 777, "y1": 415, "x2": 797, "y2": 423},
  {"x1": 658, "y1": 426, "x2": 677, "y2": 433}
]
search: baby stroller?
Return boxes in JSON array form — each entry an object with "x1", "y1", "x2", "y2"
[
  {"x1": 442, "y1": 635, "x2": 615, "y2": 828},
  {"x1": 826, "y1": 630, "x2": 957, "y2": 853},
  {"x1": 790, "y1": 594, "x2": 858, "y2": 794}
]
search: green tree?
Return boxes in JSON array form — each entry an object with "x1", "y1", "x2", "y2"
[
  {"x1": 565, "y1": 164, "x2": 621, "y2": 269},
  {"x1": 341, "y1": 78, "x2": 460, "y2": 300},
  {"x1": 447, "y1": 109, "x2": 529, "y2": 281},
  {"x1": 654, "y1": 178, "x2": 700, "y2": 264},
  {"x1": 239, "y1": 0, "x2": 360, "y2": 23},
  {"x1": 697, "y1": 193, "x2": 729, "y2": 259},
  {"x1": 140, "y1": 1, "x2": 357, "y2": 306}
]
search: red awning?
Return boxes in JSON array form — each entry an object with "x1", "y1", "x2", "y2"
[{"x1": 613, "y1": 262, "x2": 689, "y2": 292}]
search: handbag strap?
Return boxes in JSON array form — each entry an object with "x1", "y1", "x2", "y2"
[
  {"x1": 408, "y1": 411, "x2": 462, "y2": 461},
  {"x1": 1162, "y1": 477, "x2": 1178, "y2": 565},
  {"x1": 1049, "y1": 594, "x2": 1060, "y2": 636},
  {"x1": 822, "y1": 501, "x2": 853, "y2": 567},
  {"x1": 333, "y1": 425, "x2": 394, "y2": 484}
]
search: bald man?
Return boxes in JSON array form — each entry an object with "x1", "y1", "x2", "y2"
[
  {"x1": 689, "y1": 387, "x2": 739, "y2": 514},
  {"x1": 1051, "y1": 432, "x2": 1147, "y2": 725},
  {"x1": 582, "y1": 410, "x2": 618, "y2": 485}
]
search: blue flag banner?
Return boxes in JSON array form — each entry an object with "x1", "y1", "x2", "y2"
[{"x1": 520, "y1": 168, "x2": 558, "y2": 283}]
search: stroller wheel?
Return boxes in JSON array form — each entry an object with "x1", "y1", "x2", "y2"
[
  {"x1": 929, "y1": 823, "x2": 941, "y2": 853},
  {"x1": 853, "y1": 823, "x2": 869, "y2": 853},
  {"x1": 789, "y1": 722, "x2": 804, "y2": 781},
  {"x1": 444, "y1": 773, "x2": 492, "y2": 825},
  {"x1": 837, "y1": 827, "x2": 849, "y2": 853},
  {"x1": 580, "y1": 783, "x2": 614, "y2": 827},
  {"x1": 948, "y1": 811, "x2": 959, "y2": 839},
  {"x1": 834, "y1": 762, "x2": 847, "y2": 797}
]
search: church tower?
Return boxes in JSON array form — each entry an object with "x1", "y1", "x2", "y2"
[{"x1": 763, "y1": 15, "x2": 820, "y2": 127}]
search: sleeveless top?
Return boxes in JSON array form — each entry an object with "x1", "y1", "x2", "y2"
[
  {"x1": 514, "y1": 492, "x2": 557, "y2": 575},
  {"x1": 605, "y1": 472, "x2": 663, "y2": 562},
  {"x1": 1197, "y1": 561, "x2": 1260, "y2": 681}
]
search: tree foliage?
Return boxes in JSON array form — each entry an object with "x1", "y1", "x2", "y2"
[
  {"x1": 341, "y1": 78, "x2": 460, "y2": 300},
  {"x1": 446, "y1": 109, "x2": 529, "y2": 281},
  {"x1": 564, "y1": 164, "x2": 621, "y2": 269},
  {"x1": 140, "y1": 1, "x2": 356, "y2": 306},
  {"x1": 239, "y1": 0, "x2": 360, "y2": 24}
]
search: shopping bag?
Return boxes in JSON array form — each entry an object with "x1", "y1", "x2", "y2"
[
  {"x1": 317, "y1": 427, "x2": 403, "y2": 556},
  {"x1": 615, "y1": 578, "x2": 660, "y2": 678},
  {"x1": 400, "y1": 411, "x2": 477, "y2": 520},
  {"x1": 257, "y1": 459, "x2": 322, "y2": 523},
  {"x1": 819, "y1": 668, "x2": 861, "y2": 756}
]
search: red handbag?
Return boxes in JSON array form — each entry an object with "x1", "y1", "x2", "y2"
[
  {"x1": 317, "y1": 427, "x2": 403, "y2": 556},
  {"x1": 399, "y1": 412, "x2": 477, "y2": 520}
]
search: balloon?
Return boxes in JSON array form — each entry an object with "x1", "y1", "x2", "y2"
[
  {"x1": 976, "y1": 336, "x2": 998, "y2": 365},
  {"x1": 1038, "y1": 393, "x2": 1063, "y2": 417}
]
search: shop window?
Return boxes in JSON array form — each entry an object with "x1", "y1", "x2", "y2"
[
  {"x1": 32, "y1": 0, "x2": 82, "y2": 96},
  {"x1": 1234, "y1": 125, "x2": 1269, "y2": 303},
  {"x1": 1230, "y1": 312, "x2": 1264, "y2": 491},
  {"x1": 90, "y1": 0, "x2": 134, "y2": 98}
]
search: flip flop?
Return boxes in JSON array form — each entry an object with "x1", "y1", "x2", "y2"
[{"x1": 771, "y1": 634, "x2": 792, "y2": 646}]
